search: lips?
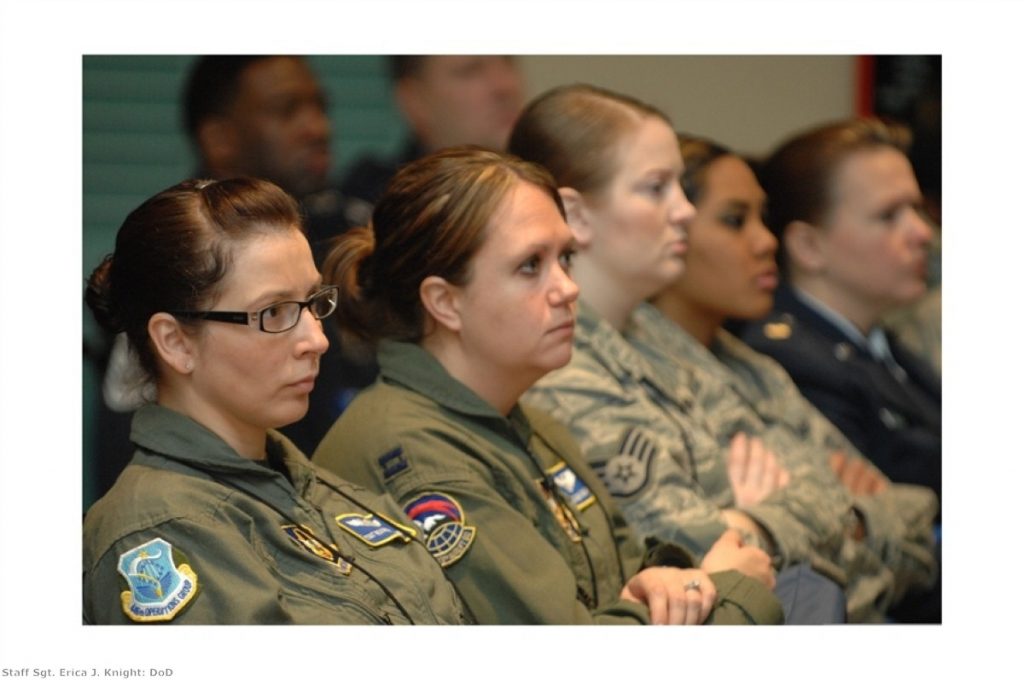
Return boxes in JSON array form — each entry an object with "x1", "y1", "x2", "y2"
[
  {"x1": 755, "y1": 268, "x2": 779, "y2": 291},
  {"x1": 547, "y1": 320, "x2": 575, "y2": 336}
]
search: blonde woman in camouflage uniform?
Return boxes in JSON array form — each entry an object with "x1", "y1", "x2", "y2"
[
  {"x1": 629, "y1": 135, "x2": 939, "y2": 621},
  {"x1": 510, "y1": 85, "x2": 908, "y2": 622}
]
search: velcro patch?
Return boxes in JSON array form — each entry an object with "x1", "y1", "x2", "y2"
[
  {"x1": 546, "y1": 461, "x2": 596, "y2": 511},
  {"x1": 593, "y1": 428, "x2": 657, "y2": 497},
  {"x1": 378, "y1": 447, "x2": 409, "y2": 481},
  {"x1": 117, "y1": 538, "x2": 199, "y2": 623},
  {"x1": 403, "y1": 492, "x2": 476, "y2": 568},
  {"x1": 335, "y1": 512, "x2": 416, "y2": 547}
]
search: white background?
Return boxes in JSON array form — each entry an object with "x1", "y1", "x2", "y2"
[{"x1": 2, "y1": 0, "x2": 1021, "y2": 677}]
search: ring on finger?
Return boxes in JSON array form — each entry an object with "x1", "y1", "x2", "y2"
[{"x1": 684, "y1": 578, "x2": 702, "y2": 592}]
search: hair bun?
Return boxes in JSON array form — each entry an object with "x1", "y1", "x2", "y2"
[{"x1": 84, "y1": 254, "x2": 124, "y2": 333}]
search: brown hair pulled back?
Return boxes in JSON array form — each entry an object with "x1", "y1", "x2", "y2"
[
  {"x1": 323, "y1": 146, "x2": 564, "y2": 344},
  {"x1": 85, "y1": 177, "x2": 303, "y2": 380},
  {"x1": 507, "y1": 83, "x2": 672, "y2": 196},
  {"x1": 758, "y1": 117, "x2": 912, "y2": 275}
]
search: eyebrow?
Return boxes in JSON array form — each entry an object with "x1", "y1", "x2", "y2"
[{"x1": 247, "y1": 278, "x2": 324, "y2": 309}]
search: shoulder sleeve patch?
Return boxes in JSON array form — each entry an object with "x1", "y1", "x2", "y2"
[
  {"x1": 403, "y1": 492, "x2": 476, "y2": 568},
  {"x1": 117, "y1": 538, "x2": 199, "y2": 623},
  {"x1": 592, "y1": 428, "x2": 657, "y2": 497}
]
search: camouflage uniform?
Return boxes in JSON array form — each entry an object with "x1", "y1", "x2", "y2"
[
  {"x1": 524, "y1": 303, "x2": 871, "y2": 601},
  {"x1": 314, "y1": 340, "x2": 783, "y2": 625},
  {"x1": 627, "y1": 303, "x2": 938, "y2": 619},
  {"x1": 83, "y1": 404, "x2": 471, "y2": 624}
]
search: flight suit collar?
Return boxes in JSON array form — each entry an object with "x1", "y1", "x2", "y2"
[
  {"x1": 130, "y1": 403, "x2": 315, "y2": 495},
  {"x1": 377, "y1": 340, "x2": 534, "y2": 446}
]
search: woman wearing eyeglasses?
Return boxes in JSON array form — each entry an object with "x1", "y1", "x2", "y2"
[{"x1": 82, "y1": 177, "x2": 471, "y2": 624}]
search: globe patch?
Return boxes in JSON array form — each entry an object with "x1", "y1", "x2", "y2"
[
  {"x1": 403, "y1": 492, "x2": 476, "y2": 568},
  {"x1": 117, "y1": 538, "x2": 198, "y2": 623}
]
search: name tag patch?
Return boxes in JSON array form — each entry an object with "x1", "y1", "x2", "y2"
[{"x1": 335, "y1": 512, "x2": 416, "y2": 547}]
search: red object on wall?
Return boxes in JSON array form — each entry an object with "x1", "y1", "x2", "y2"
[{"x1": 856, "y1": 55, "x2": 875, "y2": 117}]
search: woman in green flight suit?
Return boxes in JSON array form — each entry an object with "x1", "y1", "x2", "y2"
[
  {"x1": 82, "y1": 177, "x2": 470, "y2": 624},
  {"x1": 314, "y1": 147, "x2": 782, "y2": 625}
]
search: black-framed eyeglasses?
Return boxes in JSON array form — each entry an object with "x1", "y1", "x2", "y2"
[{"x1": 171, "y1": 285, "x2": 339, "y2": 334}]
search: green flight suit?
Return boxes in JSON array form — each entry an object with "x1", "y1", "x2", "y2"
[
  {"x1": 83, "y1": 404, "x2": 470, "y2": 624},
  {"x1": 314, "y1": 341, "x2": 782, "y2": 625}
]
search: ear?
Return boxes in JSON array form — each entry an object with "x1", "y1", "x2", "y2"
[
  {"x1": 394, "y1": 78, "x2": 428, "y2": 137},
  {"x1": 558, "y1": 187, "x2": 594, "y2": 248},
  {"x1": 782, "y1": 220, "x2": 827, "y2": 274},
  {"x1": 148, "y1": 312, "x2": 198, "y2": 376},
  {"x1": 419, "y1": 275, "x2": 462, "y2": 333},
  {"x1": 196, "y1": 117, "x2": 240, "y2": 176}
]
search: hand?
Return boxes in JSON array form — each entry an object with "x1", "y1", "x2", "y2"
[
  {"x1": 700, "y1": 528, "x2": 776, "y2": 590},
  {"x1": 829, "y1": 451, "x2": 889, "y2": 496},
  {"x1": 727, "y1": 432, "x2": 790, "y2": 508},
  {"x1": 620, "y1": 567, "x2": 717, "y2": 625}
]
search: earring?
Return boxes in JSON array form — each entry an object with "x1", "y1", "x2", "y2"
[{"x1": 185, "y1": 360, "x2": 194, "y2": 372}]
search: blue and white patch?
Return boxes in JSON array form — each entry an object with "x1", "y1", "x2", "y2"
[
  {"x1": 117, "y1": 538, "x2": 198, "y2": 623},
  {"x1": 335, "y1": 512, "x2": 416, "y2": 547},
  {"x1": 546, "y1": 461, "x2": 596, "y2": 511},
  {"x1": 403, "y1": 492, "x2": 476, "y2": 568},
  {"x1": 378, "y1": 447, "x2": 409, "y2": 481},
  {"x1": 593, "y1": 428, "x2": 657, "y2": 497},
  {"x1": 283, "y1": 524, "x2": 352, "y2": 574}
]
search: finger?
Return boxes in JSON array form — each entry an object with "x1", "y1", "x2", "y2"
[
  {"x1": 718, "y1": 527, "x2": 744, "y2": 547},
  {"x1": 747, "y1": 436, "x2": 766, "y2": 490},
  {"x1": 646, "y1": 587, "x2": 668, "y2": 625},
  {"x1": 728, "y1": 432, "x2": 750, "y2": 485},
  {"x1": 680, "y1": 590, "x2": 703, "y2": 625},
  {"x1": 699, "y1": 582, "x2": 717, "y2": 624}
]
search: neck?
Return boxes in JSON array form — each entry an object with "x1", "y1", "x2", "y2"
[
  {"x1": 157, "y1": 383, "x2": 267, "y2": 461},
  {"x1": 573, "y1": 255, "x2": 642, "y2": 331},
  {"x1": 420, "y1": 334, "x2": 529, "y2": 416},
  {"x1": 790, "y1": 275, "x2": 880, "y2": 335},
  {"x1": 651, "y1": 288, "x2": 722, "y2": 348}
]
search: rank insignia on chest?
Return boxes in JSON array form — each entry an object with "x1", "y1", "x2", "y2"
[
  {"x1": 593, "y1": 428, "x2": 656, "y2": 497},
  {"x1": 335, "y1": 512, "x2": 416, "y2": 547},
  {"x1": 403, "y1": 492, "x2": 476, "y2": 568},
  {"x1": 282, "y1": 524, "x2": 352, "y2": 575},
  {"x1": 545, "y1": 461, "x2": 596, "y2": 511},
  {"x1": 536, "y1": 478, "x2": 584, "y2": 543},
  {"x1": 117, "y1": 537, "x2": 199, "y2": 622}
]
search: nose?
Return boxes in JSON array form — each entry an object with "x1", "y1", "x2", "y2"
[
  {"x1": 907, "y1": 207, "x2": 935, "y2": 247},
  {"x1": 752, "y1": 216, "x2": 779, "y2": 257},
  {"x1": 670, "y1": 181, "x2": 697, "y2": 228},
  {"x1": 548, "y1": 262, "x2": 580, "y2": 307},
  {"x1": 295, "y1": 306, "x2": 330, "y2": 357}
]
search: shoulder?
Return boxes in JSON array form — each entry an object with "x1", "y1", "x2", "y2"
[{"x1": 83, "y1": 463, "x2": 231, "y2": 564}]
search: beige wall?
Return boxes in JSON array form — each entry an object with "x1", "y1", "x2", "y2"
[{"x1": 518, "y1": 55, "x2": 856, "y2": 157}]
